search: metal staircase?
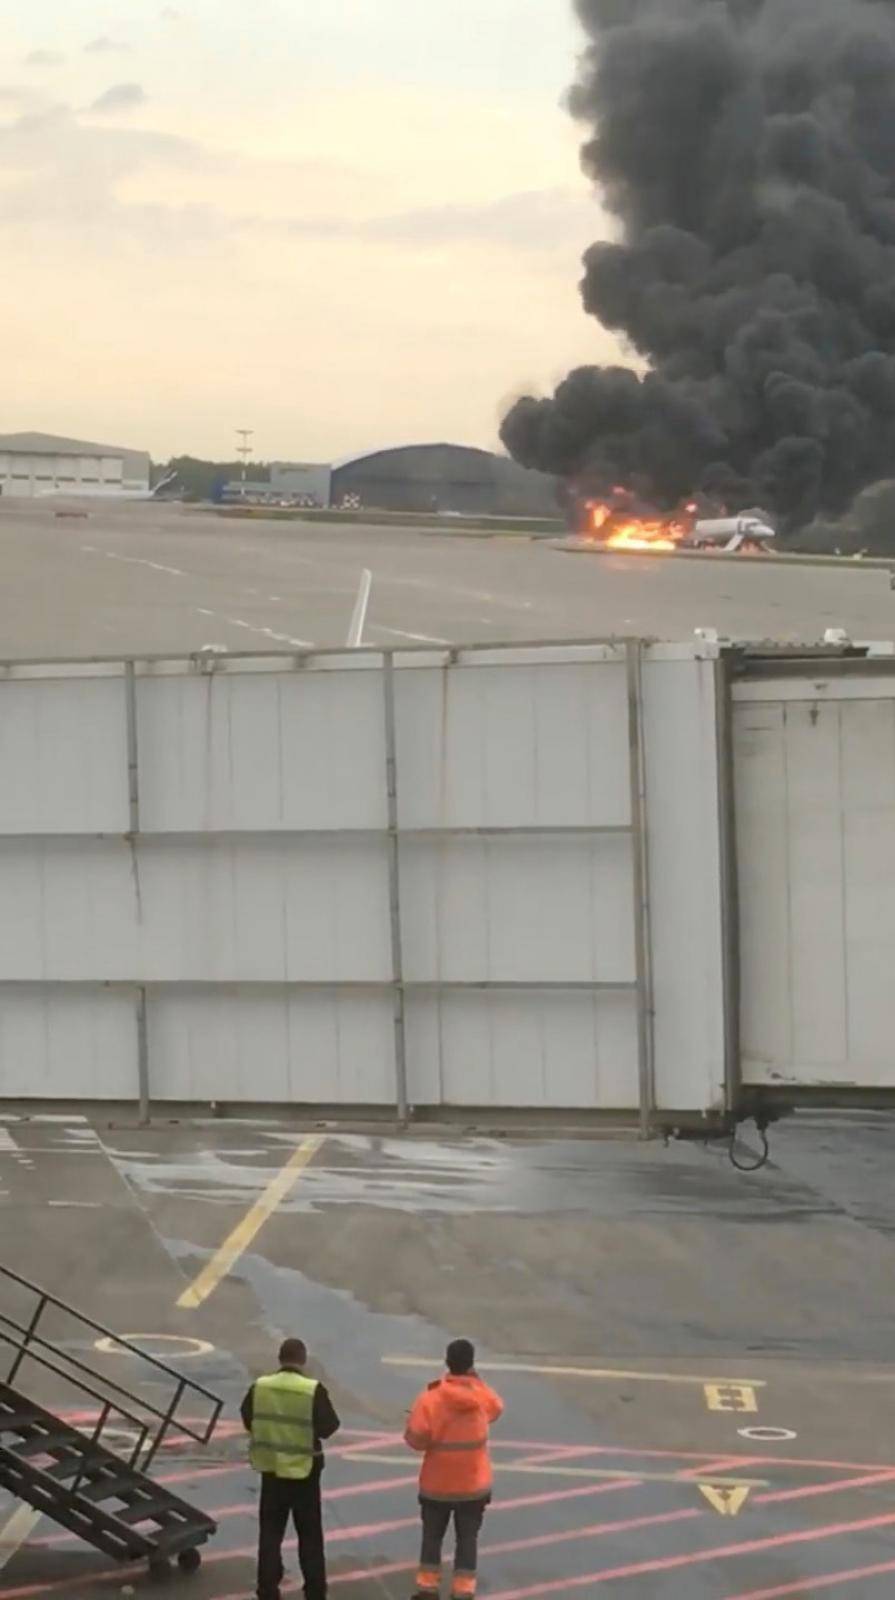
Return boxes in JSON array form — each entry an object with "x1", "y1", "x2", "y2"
[{"x1": 0, "y1": 1264, "x2": 223, "y2": 1579}]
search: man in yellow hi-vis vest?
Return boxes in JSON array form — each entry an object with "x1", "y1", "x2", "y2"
[{"x1": 240, "y1": 1338, "x2": 341, "y2": 1600}]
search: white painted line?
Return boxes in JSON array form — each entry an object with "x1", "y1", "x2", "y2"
[
  {"x1": 738, "y1": 1426, "x2": 798, "y2": 1442},
  {"x1": 340, "y1": 1452, "x2": 768, "y2": 1489},
  {"x1": 0, "y1": 1128, "x2": 17, "y2": 1153},
  {"x1": 382, "y1": 1357, "x2": 768, "y2": 1388},
  {"x1": 347, "y1": 568, "x2": 373, "y2": 648},
  {"x1": 0, "y1": 1504, "x2": 41, "y2": 1570},
  {"x1": 95, "y1": 1333, "x2": 214, "y2": 1359},
  {"x1": 80, "y1": 546, "x2": 185, "y2": 577},
  {"x1": 373, "y1": 625, "x2": 451, "y2": 645},
  {"x1": 194, "y1": 608, "x2": 313, "y2": 648}
]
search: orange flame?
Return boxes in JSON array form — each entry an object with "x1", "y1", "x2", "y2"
[{"x1": 585, "y1": 500, "x2": 687, "y2": 551}]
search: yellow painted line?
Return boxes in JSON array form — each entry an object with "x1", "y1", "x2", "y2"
[
  {"x1": 382, "y1": 1357, "x2": 767, "y2": 1389},
  {"x1": 341, "y1": 1451, "x2": 768, "y2": 1489},
  {"x1": 177, "y1": 1135, "x2": 323, "y2": 1310},
  {"x1": 0, "y1": 1504, "x2": 41, "y2": 1571}
]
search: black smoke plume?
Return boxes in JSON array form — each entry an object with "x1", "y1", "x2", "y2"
[{"x1": 501, "y1": 0, "x2": 895, "y2": 528}]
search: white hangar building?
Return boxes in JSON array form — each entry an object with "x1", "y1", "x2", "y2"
[{"x1": 0, "y1": 432, "x2": 151, "y2": 498}]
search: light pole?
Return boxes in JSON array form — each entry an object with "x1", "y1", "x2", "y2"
[{"x1": 236, "y1": 429, "x2": 253, "y2": 498}]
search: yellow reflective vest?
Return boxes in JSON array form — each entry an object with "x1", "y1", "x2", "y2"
[{"x1": 249, "y1": 1370, "x2": 319, "y2": 1479}]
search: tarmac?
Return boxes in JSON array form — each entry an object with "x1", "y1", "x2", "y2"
[
  {"x1": 0, "y1": 500, "x2": 893, "y2": 654},
  {"x1": 2, "y1": 1111, "x2": 895, "y2": 1597}
]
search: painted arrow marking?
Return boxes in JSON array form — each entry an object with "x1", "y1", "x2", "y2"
[{"x1": 700, "y1": 1484, "x2": 751, "y2": 1516}]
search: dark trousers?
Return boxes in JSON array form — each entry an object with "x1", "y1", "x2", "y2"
[
  {"x1": 257, "y1": 1472, "x2": 326, "y2": 1600},
  {"x1": 419, "y1": 1497, "x2": 487, "y2": 1588}
]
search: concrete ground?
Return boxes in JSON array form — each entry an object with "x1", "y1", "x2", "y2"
[
  {"x1": 2, "y1": 1111, "x2": 895, "y2": 1597},
  {"x1": 0, "y1": 500, "x2": 893, "y2": 655}
]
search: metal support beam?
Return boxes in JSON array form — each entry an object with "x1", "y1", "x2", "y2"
[
  {"x1": 124, "y1": 661, "x2": 140, "y2": 835},
  {"x1": 714, "y1": 654, "x2": 742, "y2": 1117},
  {"x1": 382, "y1": 653, "x2": 409, "y2": 1124},
  {"x1": 125, "y1": 662, "x2": 148, "y2": 1122},
  {"x1": 136, "y1": 986, "x2": 150, "y2": 1125},
  {"x1": 626, "y1": 640, "x2": 656, "y2": 1140}
]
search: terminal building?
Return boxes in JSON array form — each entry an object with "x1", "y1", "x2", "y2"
[{"x1": 0, "y1": 432, "x2": 151, "y2": 497}]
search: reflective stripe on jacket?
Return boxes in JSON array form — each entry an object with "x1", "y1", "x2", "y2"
[
  {"x1": 249, "y1": 1370, "x2": 319, "y2": 1479},
  {"x1": 404, "y1": 1373, "x2": 504, "y2": 1503}
]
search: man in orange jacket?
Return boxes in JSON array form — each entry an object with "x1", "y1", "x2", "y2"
[{"x1": 404, "y1": 1339, "x2": 504, "y2": 1600}]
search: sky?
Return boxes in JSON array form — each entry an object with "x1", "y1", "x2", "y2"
[{"x1": 0, "y1": 1, "x2": 622, "y2": 461}]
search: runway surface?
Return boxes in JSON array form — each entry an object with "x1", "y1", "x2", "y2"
[
  {"x1": 1, "y1": 1112, "x2": 895, "y2": 1597},
  {"x1": 0, "y1": 501, "x2": 893, "y2": 656}
]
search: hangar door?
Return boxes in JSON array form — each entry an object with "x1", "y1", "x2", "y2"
[{"x1": 733, "y1": 660, "x2": 895, "y2": 1092}]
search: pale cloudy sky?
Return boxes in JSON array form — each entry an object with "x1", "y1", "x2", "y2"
[{"x1": 0, "y1": 1, "x2": 621, "y2": 460}]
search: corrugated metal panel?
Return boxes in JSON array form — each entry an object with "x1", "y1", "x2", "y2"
[
  {"x1": 0, "y1": 837, "x2": 391, "y2": 981},
  {"x1": 644, "y1": 657, "x2": 727, "y2": 1114},
  {"x1": 399, "y1": 835, "x2": 635, "y2": 984},
  {"x1": 0, "y1": 987, "x2": 136, "y2": 1098},
  {"x1": 0, "y1": 678, "x2": 127, "y2": 833},
  {"x1": 736, "y1": 681, "x2": 895, "y2": 1088},
  {"x1": 405, "y1": 990, "x2": 637, "y2": 1109},
  {"x1": 148, "y1": 990, "x2": 395, "y2": 1104},
  {"x1": 394, "y1": 659, "x2": 630, "y2": 829},
  {"x1": 137, "y1": 669, "x2": 386, "y2": 832},
  {"x1": 0, "y1": 645, "x2": 732, "y2": 1115}
]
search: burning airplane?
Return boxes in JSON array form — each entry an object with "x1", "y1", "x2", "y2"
[{"x1": 573, "y1": 488, "x2": 776, "y2": 554}]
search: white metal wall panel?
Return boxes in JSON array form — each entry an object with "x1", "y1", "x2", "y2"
[
  {"x1": 0, "y1": 987, "x2": 136, "y2": 1099},
  {"x1": 735, "y1": 678, "x2": 895, "y2": 1088},
  {"x1": 0, "y1": 837, "x2": 390, "y2": 982},
  {"x1": 147, "y1": 990, "x2": 395, "y2": 1105},
  {"x1": 0, "y1": 677, "x2": 127, "y2": 833},
  {"x1": 0, "y1": 645, "x2": 732, "y2": 1115},
  {"x1": 392, "y1": 648, "x2": 639, "y2": 1108},
  {"x1": 643, "y1": 654, "x2": 727, "y2": 1114},
  {"x1": 136, "y1": 668, "x2": 387, "y2": 832},
  {"x1": 399, "y1": 836, "x2": 635, "y2": 984},
  {"x1": 405, "y1": 990, "x2": 638, "y2": 1109},
  {"x1": 393, "y1": 655, "x2": 630, "y2": 828}
]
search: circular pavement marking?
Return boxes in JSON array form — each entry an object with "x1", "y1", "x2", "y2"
[
  {"x1": 93, "y1": 1333, "x2": 214, "y2": 1359},
  {"x1": 738, "y1": 1425, "x2": 798, "y2": 1442}
]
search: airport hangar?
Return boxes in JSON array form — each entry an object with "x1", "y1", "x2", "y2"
[
  {"x1": 0, "y1": 431, "x2": 151, "y2": 498},
  {"x1": 234, "y1": 442, "x2": 559, "y2": 515}
]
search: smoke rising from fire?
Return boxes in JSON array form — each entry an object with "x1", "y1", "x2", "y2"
[{"x1": 501, "y1": 0, "x2": 895, "y2": 527}]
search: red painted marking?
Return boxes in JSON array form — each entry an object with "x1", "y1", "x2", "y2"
[
  {"x1": 213, "y1": 1503, "x2": 714, "y2": 1600},
  {"x1": 494, "y1": 1439, "x2": 895, "y2": 1475},
  {"x1": 29, "y1": 1474, "x2": 423, "y2": 1550},
  {"x1": 755, "y1": 1470, "x2": 895, "y2": 1505},
  {"x1": 3, "y1": 1444, "x2": 890, "y2": 1599},
  {"x1": 23, "y1": 1475, "x2": 880, "y2": 1600},
  {"x1": 483, "y1": 1510, "x2": 895, "y2": 1599},
  {"x1": 329, "y1": 1428, "x2": 895, "y2": 1477},
  {"x1": 681, "y1": 1457, "x2": 762, "y2": 1480},
  {"x1": 150, "y1": 1433, "x2": 395, "y2": 1492},
  {"x1": 723, "y1": 1556, "x2": 895, "y2": 1599},
  {"x1": 2, "y1": 1474, "x2": 640, "y2": 1590}
]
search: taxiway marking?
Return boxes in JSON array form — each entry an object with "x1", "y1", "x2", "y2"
[
  {"x1": 343, "y1": 1451, "x2": 768, "y2": 1489},
  {"x1": 383, "y1": 1355, "x2": 767, "y2": 1388},
  {"x1": 176, "y1": 1134, "x2": 323, "y2": 1308},
  {"x1": 0, "y1": 1507, "x2": 41, "y2": 1574}
]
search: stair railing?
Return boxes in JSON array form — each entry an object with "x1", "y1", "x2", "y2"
[{"x1": 0, "y1": 1264, "x2": 222, "y2": 1471}]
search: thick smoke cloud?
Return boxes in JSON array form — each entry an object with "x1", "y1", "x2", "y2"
[{"x1": 501, "y1": 0, "x2": 895, "y2": 526}]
